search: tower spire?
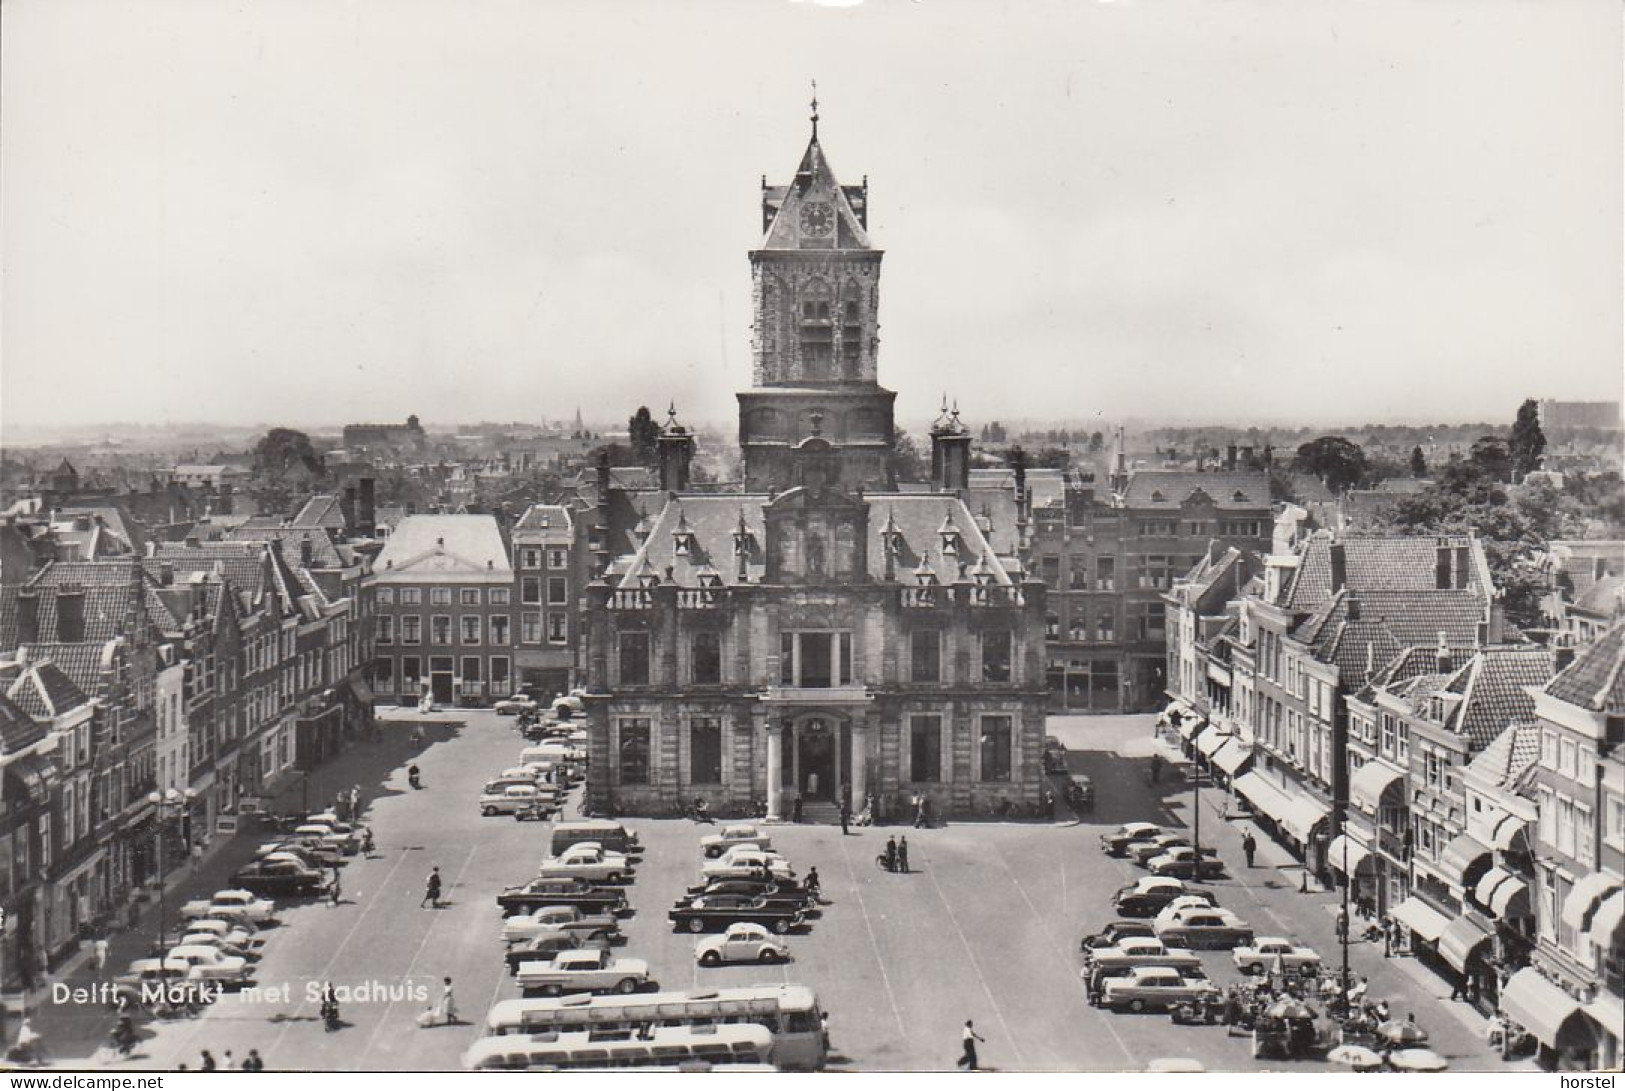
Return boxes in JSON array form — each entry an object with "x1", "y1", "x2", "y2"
[{"x1": 810, "y1": 79, "x2": 819, "y2": 140}]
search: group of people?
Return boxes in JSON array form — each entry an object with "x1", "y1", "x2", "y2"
[
  {"x1": 879, "y1": 836, "x2": 911, "y2": 873},
  {"x1": 192, "y1": 1049, "x2": 266, "y2": 1071}
]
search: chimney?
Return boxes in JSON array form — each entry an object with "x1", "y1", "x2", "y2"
[
  {"x1": 596, "y1": 450, "x2": 612, "y2": 498},
  {"x1": 1435, "y1": 632, "x2": 1451, "y2": 673},
  {"x1": 930, "y1": 409, "x2": 972, "y2": 492},
  {"x1": 1555, "y1": 644, "x2": 1577, "y2": 672},
  {"x1": 1435, "y1": 541, "x2": 1453, "y2": 590},
  {"x1": 1347, "y1": 592, "x2": 1361, "y2": 622},
  {"x1": 17, "y1": 588, "x2": 40, "y2": 644},
  {"x1": 340, "y1": 487, "x2": 357, "y2": 531},
  {"x1": 656, "y1": 408, "x2": 695, "y2": 494},
  {"x1": 299, "y1": 535, "x2": 313, "y2": 567},
  {"x1": 1227, "y1": 445, "x2": 1238, "y2": 471},
  {"x1": 1454, "y1": 546, "x2": 1470, "y2": 589},
  {"x1": 159, "y1": 561, "x2": 174, "y2": 587},
  {"x1": 1012, "y1": 459, "x2": 1027, "y2": 501},
  {"x1": 57, "y1": 584, "x2": 86, "y2": 642},
  {"x1": 219, "y1": 482, "x2": 234, "y2": 515},
  {"x1": 357, "y1": 477, "x2": 377, "y2": 537},
  {"x1": 1329, "y1": 541, "x2": 1347, "y2": 594}
]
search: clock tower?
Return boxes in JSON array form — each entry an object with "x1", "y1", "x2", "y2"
[{"x1": 739, "y1": 98, "x2": 897, "y2": 492}]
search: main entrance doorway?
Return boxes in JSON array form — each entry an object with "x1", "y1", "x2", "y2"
[
  {"x1": 430, "y1": 657, "x2": 455, "y2": 704},
  {"x1": 782, "y1": 717, "x2": 846, "y2": 802}
]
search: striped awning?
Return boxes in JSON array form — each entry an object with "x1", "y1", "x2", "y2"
[
  {"x1": 1437, "y1": 833, "x2": 1493, "y2": 889},
  {"x1": 1561, "y1": 872, "x2": 1622, "y2": 934},
  {"x1": 1584, "y1": 889, "x2": 1624, "y2": 949},
  {"x1": 1439, "y1": 914, "x2": 1494, "y2": 972},
  {"x1": 1389, "y1": 896, "x2": 1452, "y2": 942},
  {"x1": 1499, "y1": 968, "x2": 1586, "y2": 1050},
  {"x1": 1349, "y1": 760, "x2": 1404, "y2": 814},
  {"x1": 1326, "y1": 834, "x2": 1373, "y2": 876},
  {"x1": 1488, "y1": 812, "x2": 1528, "y2": 851},
  {"x1": 1213, "y1": 740, "x2": 1254, "y2": 777},
  {"x1": 1475, "y1": 866, "x2": 1531, "y2": 919}
]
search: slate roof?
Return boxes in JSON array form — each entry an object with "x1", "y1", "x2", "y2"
[
  {"x1": 760, "y1": 131, "x2": 873, "y2": 250},
  {"x1": 1292, "y1": 589, "x2": 1488, "y2": 688},
  {"x1": 1545, "y1": 622, "x2": 1625, "y2": 713},
  {"x1": 1120, "y1": 471, "x2": 1271, "y2": 511},
  {"x1": 1437, "y1": 646, "x2": 1556, "y2": 750},
  {"x1": 0, "y1": 693, "x2": 48, "y2": 754},
  {"x1": 515, "y1": 505, "x2": 574, "y2": 532},
  {"x1": 374, "y1": 515, "x2": 512, "y2": 582},
  {"x1": 1283, "y1": 533, "x2": 1491, "y2": 612},
  {"x1": 1468, "y1": 722, "x2": 1544, "y2": 791},
  {"x1": 291, "y1": 495, "x2": 347, "y2": 530}
]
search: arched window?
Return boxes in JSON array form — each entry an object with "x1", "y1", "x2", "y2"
[{"x1": 799, "y1": 278, "x2": 834, "y2": 379}]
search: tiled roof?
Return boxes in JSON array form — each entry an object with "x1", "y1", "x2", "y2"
[
  {"x1": 1121, "y1": 471, "x2": 1271, "y2": 511},
  {"x1": 5, "y1": 658, "x2": 90, "y2": 721},
  {"x1": 291, "y1": 495, "x2": 346, "y2": 529},
  {"x1": 1545, "y1": 622, "x2": 1625, "y2": 712},
  {"x1": 1284, "y1": 533, "x2": 1490, "y2": 612},
  {"x1": 1294, "y1": 589, "x2": 1488, "y2": 688},
  {"x1": 1352, "y1": 643, "x2": 1477, "y2": 703},
  {"x1": 1440, "y1": 646, "x2": 1555, "y2": 750},
  {"x1": 224, "y1": 526, "x2": 344, "y2": 568},
  {"x1": 150, "y1": 543, "x2": 269, "y2": 599},
  {"x1": 515, "y1": 505, "x2": 574, "y2": 532},
  {"x1": 375, "y1": 515, "x2": 512, "y2": 581},
  {"x1": 19, "y1": 642, "x2": 110, "y2": 700},
  {"x1": 0, "y1": 693, "x2": 48, "y2": 754},
  {"x1": 1468, "y1": 722, "x2": 1544, "y2": 790}
]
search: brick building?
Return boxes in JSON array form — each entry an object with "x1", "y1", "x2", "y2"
[{"x1": 512, "y1": 504, "x2": 576, "y2": 698}]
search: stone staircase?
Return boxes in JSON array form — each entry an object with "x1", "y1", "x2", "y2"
[{"x1": 795, "y1": 801, "x2": 843, "y2": 825}]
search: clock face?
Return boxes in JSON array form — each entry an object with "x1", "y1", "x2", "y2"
[{"x1": 799, "y1": 202, "x2": 834, "y2": 237}]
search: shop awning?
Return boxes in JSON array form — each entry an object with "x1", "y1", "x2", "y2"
[
  {"x1": 1583, "y1": 993, "x2": 1623, "y2": 1047},
  {"x1": 1584, "y1": 889, "x2": 1624, "y2": 949},
  {"x1": 1561, "y1": 872, "x2": 1623, "y2": 934},
  {"x1": 1389, "y1": 896, "x2": 1452, "y2": 943},
  {"x1": 1349, "y1": 759, "x2": 1404, "y2": 814},
  {"x1": 1213, "y1": 740, "x2": 1254, "y2": 777},
  {"x1": 1489, "y1": 812, "x2": 1528, "y2": 851},
  {"x1": 1233, "y1": 772, "x2": 1329, "y2": 843},
  {"x1": 1196, "y1": 731, "x2": 1232, "y2": 759},
  {"x1": 1474, "y1": 866, "x2": 1533, "y2": 919},
  {"x1": 1437, "y1": 833, "x2": 1492, "y2": 889},
  {"x1": 1499, "y1": 968, "x2": 1586, "y2": 1050},
  {"x1": 1439, "y1": 914, "x2": 1494, "y2": 972},
  {"x1": 1326, "y1": 834, "x2": 1373, "y2": 876},
  {"x1": 1176, "y1": 714, "x2": 1208, "y2": 741},
  {"x1": 347, "y1": 676, "x2": 376, "y2": 705}
]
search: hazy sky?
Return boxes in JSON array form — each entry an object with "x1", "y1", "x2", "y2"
[{"x1": 3, "y1": 0, "x2": 1619, "y2": 438}]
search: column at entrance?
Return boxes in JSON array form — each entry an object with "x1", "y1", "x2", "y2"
[
  {"x1": 851, "y1": 716, "x2": 870, "y2": 811},
  {"x1": 765, "y1": 721, "x2": 784, "y2": 822}
]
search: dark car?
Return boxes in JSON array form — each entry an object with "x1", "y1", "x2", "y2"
[
  {"x1": 1111, "y1": 881, "x2": 1217, "y2": 919},
  {"x1": 1146, "y1": 847, "x2": 1227, "y2": 880},
  {"x1": 496, "y1": 877, "x2": 629, "y2": 917},
  {"x1": 258, "y1": 838, "x2": 345, "y2": 869},
  {"x1": 1080, "y1": 920, "x2": 1157, "y2": 952},
  {"x1": 684, "y1": 879, "x2": 817, "y2": 913},
  {"x1": 668, "y1": 894, "x2": 806, "y2": 935},
  {"x1": 503, "y1": 931, "x2": 610, "y2": 975},
  {"x1": 230, "y1": 859, "x2": 326, "y2": 898}
]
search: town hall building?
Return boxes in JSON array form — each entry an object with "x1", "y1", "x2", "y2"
[{"x1": 581, "y1": 108, "x2": 1049, "y2": 820}]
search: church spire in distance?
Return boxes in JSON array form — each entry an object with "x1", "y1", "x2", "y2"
[{"x1": 810, "y1": 78, "x2": 819, "y2": 141}]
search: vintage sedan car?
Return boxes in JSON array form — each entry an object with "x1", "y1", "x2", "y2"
[
  {"x1": 1081, "y1": 920, "x2": 1157, "y2": 952},
  {"x1": 1101, "y1": 822, "x2": 1165, "y2": 856},
  {"x1": 180, "y1": 890, "x2": 276, "y2": 926},
  {"x1": 503, "y1": 930, "x2": 607, "y2": 975},
  {"x1": 494, "y1": 695, "x2": 541, "y2": 716},
  {"x1": 1125, "y1": 833, "x2": 1193, "y2": 865},
  {"x1": 111, "y1": 960, "x2": 218, "y2": 1008},
  {"x1": 230, "y1": 859, "x2": 326, "y2": 897},
  {"x1": 700, "y1": 825, "x2": 774, "y2": 859},
  {"x1": 1147, "y1": 846, "x2": 1227, "y2": 880},
  {"x1": 695, "y1": 923, "x2": 791, "y2": 966},
  {"x1": 178, "y1": 932, "x2": 259, "y2": 962},
  {"x1": 496, "y1": 876, "x2": 628, "y2": 917},
  {"x1": 256, "y1": 839, "x2": 344, "y2": 869},
  {"x1": 163, "y1": 945, "x2": 253, "y2": 987},
  {"x1": 1111, "y1": 877, "x2": 1216, "y2": 918},
  {"x1": 1154, "y1": 906, "x2": 1255, "y2": 950},
  {"x1": 1232, "y1": 938, "x2": 1322, "y2": 976},
  {"x1": 699, "y1": 849, "x2": 794, "y2": 882},
  {"x1": 669, "y1": 894, "x2": 806, "y2": 934},
  {"x1": 1100, "y1": 966, "x2": 1221, "y2": 1013},
  {"x1": 500, "y1": 905, "x2": 621, "y2": 945},
  {"x1": 536, "y1": 844, "x2": 632, "y2": 884},
  {"x1": 514, "y1": 948, "x2": 652, "y2": 997},
  {"x1": 684, "y1": 878, "x2": 817, "y2": 913},
  {"x1": 1083, "y1": 936, "x2": 1204, "y2": 974},
  {"x1": 182, "y1": 917, "x2": 261, "y2": 950}
]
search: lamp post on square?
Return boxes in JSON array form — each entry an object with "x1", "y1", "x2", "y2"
[{"x1": 147, "y1": 787, "x2": 198, "y2": 953}]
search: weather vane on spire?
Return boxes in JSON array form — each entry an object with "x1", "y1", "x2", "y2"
[{"x1": 810, "y1": 79, "x2": 819, "y2": 139}]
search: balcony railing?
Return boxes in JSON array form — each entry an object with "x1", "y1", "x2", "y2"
[{"x1": 900, "y1": 585, "x2": 1026, "y2": 609}]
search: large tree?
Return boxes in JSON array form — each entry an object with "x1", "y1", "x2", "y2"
[
  {"x1": 1508, "y1": 398, "x2": 1547, "y2": 477},
  {"x1": 253, "y1": 427, "x2": 321, "y2": 476},
  {"x1": 1409, "y1": 446, "x2": 1427, "y2": 478},
  {"x1": 1292, "y1": 436, "x2": 1368, "y2": 493},
  {"x1": 627, "y1": 406, "x2": 661, "y2": 467},
  {"x1": 889, "y1": 430, "x2": 929, "y2": 483}
]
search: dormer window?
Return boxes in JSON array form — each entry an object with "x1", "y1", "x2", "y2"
[
  {"x1": 1232, "y1": 490, "x2": 1249, "y2": 503},
  {"x1": 1151, "y1": 490, "x2": 1166, "y2": 503},
  {"x1": 914, "y1": 559, "x2": 939, "y2": 586}
]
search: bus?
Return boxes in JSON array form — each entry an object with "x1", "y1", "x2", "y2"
[
  {"x1": 481, "y1": 984, "x2": 825, "y2": 1071},
  {"x1": 462, "y1": 1023, "x2": 773, "y2": 1071}
]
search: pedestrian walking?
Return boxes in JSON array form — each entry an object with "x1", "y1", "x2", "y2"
[
  {"x1": 223, "y1": 1050, "x2": 237, "y2": 1071},
  {"x1": 200, "y1": 1052, "x2": 217, "y2": 1072},
  {"x1": 1149, "y1": 753, "x2": 1164, "y2": 784},
  {"x1": 92, "y1": 937, "x2": 109, "y2": 976},
  {"x1": 438, "y1": 978, "x2": 459, "y2": 1025},
  {"x1": 805, "y1": 867, "x2": 821, "y2": 900},
  {"x1": 820, "y1": 1011, "x2": 830, "y2": 1050},
  {"x1": 422, "y1": 866, "x2": 442, "y2": 908},
  {"x1": 884, "y1": 837, "x2": 898, "y2": 871},
  {"x1": 1381, "y1": 918, "x2": 1394, "y2": 958},
  {"x1": 1334, "y1": 905, "x2": 1348, "y2": 942},
  {"x1": 243, "y1": 1050, "x2": 264, "y2": 1072},
  {"x1": 329, "y1": 874, "x2": 342, "y2": 908},
  {"x1": 957, "y1": 1019, "x2": 985, "y2": 1071},
  {"x1": 897, "y1": 836, "x2": 910, "y2": 874},
  {"x1": 839, "y1": 798, "x2": 851, "y2": 836},
  {"x1": 190, "y1": 841, "x2": 204, "y2": 869},
  {"x1": 1242, "y1": 832, "x2": 1257, "y2": 868}
]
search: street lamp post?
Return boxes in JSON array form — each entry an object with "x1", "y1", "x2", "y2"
[
  {"x1": 146, "y1": 787, "x2": 198, "y2": 954},
  {"x1": 1339, "y1": 805, "x2": 1352, "y2": 1012}
]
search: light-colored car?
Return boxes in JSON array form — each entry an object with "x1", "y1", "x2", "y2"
[
  {"x1": 1101, "y1": 822, "x2": 1165, "y2": 856},
  {"x1": 482, "y1": 784, "x2": 545, "y2": 817},
  {"x1": 178, "y1": 932, "x2": 259, "y2": 961},
  {"x1": 1101, "y1": 966, "x2": 1220, "y2": 1013},
  {"x1": 163, "y1": 944, "x2": 252, "y2": 986},
  {"x1": 700, "y1": 848, "x2": 794, "y2": 881},
  {"x1": 179, "y1": 890, "x2": 275, "y2": 926},
  {"x1": 695, "y1": 922, "x2": 791, "y2": 967},
  {"x1": 1232, "y1": 938, "x2": 1322, "y2": 976},
  {"x1": 700, "y1": 825, "x2": 773, "y2": 859},
  {"x1": 495, "y1": 695, "x2": 541, "y2": 716},
  {"x1": 1147, "y1": 846, "x2": 1226, "y2": 879},
  {"x1": 291, "y1": 823, "x2": 353, "y2": 853},
  {"x1": 1083, "y1": 936, "x2": 1204, "y2": 974},
  {"x1": 1153, "y1": 906, "x2": 1254, "y2": 950},
  {"x1": 500, "y1": 905, "x2": 620, "y2": 945},
  {"x1": 514, "y1": 947, "x2": 652, "y2": 997},
  {"x1": 183, "y1": 918, "x2": 259, "y2": 949},
  {"x1": 536, "y1": 844, "x2": 632, "y2": 884},
  {"x1": 1127, "y1": 833, "x2": 1195, "y2": 865}
]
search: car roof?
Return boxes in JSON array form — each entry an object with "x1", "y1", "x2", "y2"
[
  {"x1": 1132, "y1": 966, "x2": 1182, "y2": 979},
  {"x1": 726, "y1": 922, "x2": 769, "y2": 934}
]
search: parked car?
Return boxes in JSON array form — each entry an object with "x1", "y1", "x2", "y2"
[
  {"x1": 256, "y1": 839, "x2": 344, "y2": 868},
  {"x1": 182, "y1": 918, "x2": 260, "y2": 950},
  {"x1": 1101, "y1": 822, "x2": 1164, "y2": 856},
  {"x1": 1126, "y1": 833, "x2": 1198, "y2": 865},
  {"x1": 1232, "y1": 938, "x2": 1322, "y2": 976},
  {"x1": 695, "y1": 923, "x2": 791, "y2": 966},
  {"x1": 230, "y1": 859, "x2": 326, "y2": 897},
  {"x1": 699, "y1": 849, "x2": 794, "y2": 882},
  {"x1": 503, "y1": 931, "x2": 607, "y2": 975},
  {"x1": 1111, "y1": 878, "x2": 1215, "y2": 918},
  {"x1": 179, "y1": 890, "x2": 275, "y2": 926},
  {"x1": 494, "y1": 695, "x2": 541, "y2": 716},
  {"x1": 1147, "y1": 846, "x2": 1227, "y2": 880},
  {"x1": 1081, "y1": 920, "x2": 1157, "y2": 952},
  {"x1": 1082, "y1": 936, "x2": 1204, "y2": 974},
  {"x1": 112, "y1": 960, "x2": 217, "y2": 1008},
  {"x1": 500, "y1": 905, "x2": 620, "y2": 945},
  {"x1": 288, "y1": 823, "x2": 356, "y2": 855},
  {"x1": 163, "y1": 944, "x2": 253, "y2": 986},
  {"x1": 536, "y1": 844, "x2": 632, "y2": 884},
  {"x1": 1100, "y1": 966, "x2": 1220, "y2": 1013},
  {"x1": 178, "y1": 932, "x2": 259, "y2": 962},
  {"x1": 684, "y1": 879, "x2": 816, "y2": 913},
  {"x1": 669, "y1": 894, "x2": 805, "y2": 935},
  {"x1": 1153, "y1": 906, "x2": 1255, "y2": 950},
  {"x1": 514, "y1": 948, "x2": 652, "y2": 997},
  {"x1": 496, "y1": 877, "x2": 628, "y2": 917},
  {"x1": 699, "y1": 825, "x2": 774, "y2": 859},
  {"x1": 482, "y1": 784, "x2": 548, "y2": 817}
]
